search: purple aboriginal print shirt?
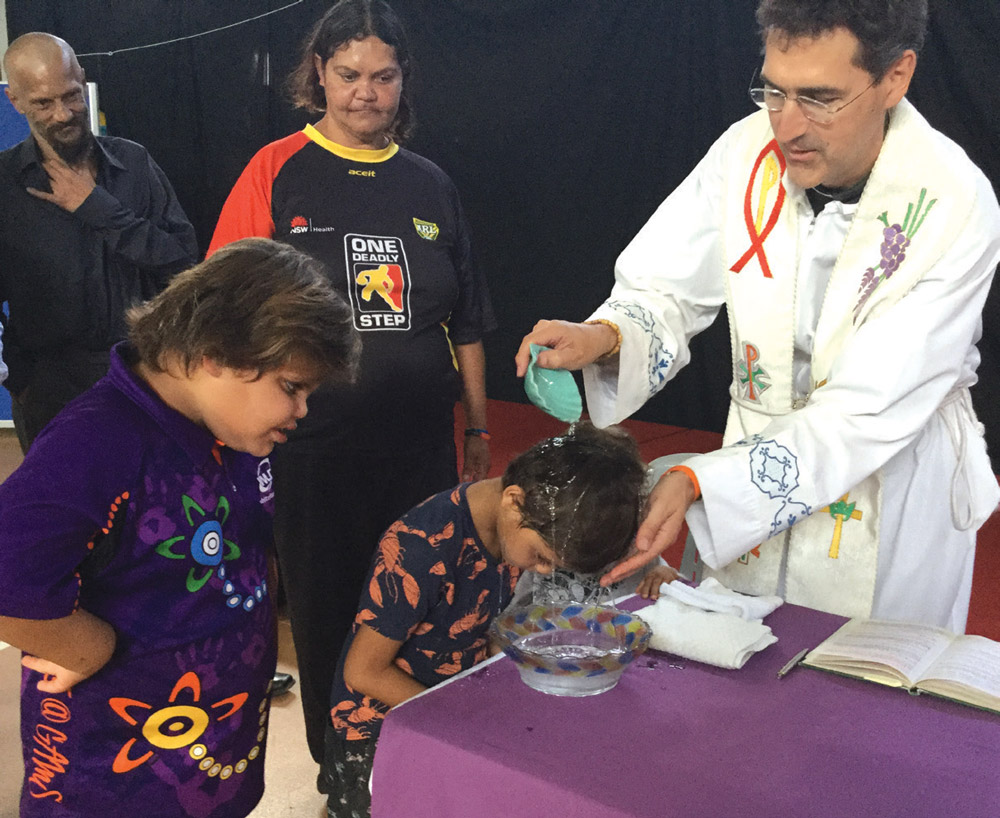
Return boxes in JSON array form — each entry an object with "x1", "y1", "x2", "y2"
[{"x1": 0, "y1": 344, "x2": 277, "y2": 818}]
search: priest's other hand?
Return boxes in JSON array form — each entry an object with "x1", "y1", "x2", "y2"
[{"x1": 601, "y1": 470, "x2": 697, "y2": 586}]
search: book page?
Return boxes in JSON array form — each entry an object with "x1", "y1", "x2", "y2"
[
  {"x1": 918, "y1": 635, "x2": 1000, "y2": 710},
  {"x1": 806, "y1": 619, "x2": 954, "y2": 686}
]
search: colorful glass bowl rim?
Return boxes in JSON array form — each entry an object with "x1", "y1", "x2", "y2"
[{"x1": 491, "y1": 603, "x2": 651, "y2": 677}]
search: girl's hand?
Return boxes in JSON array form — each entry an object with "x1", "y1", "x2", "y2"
[
  {"x1": 22, "y1": 655, "x2": 90, "y2": 693},
  {"x1": 636, "y1": 564, "x2": 682, "y2": 600}
]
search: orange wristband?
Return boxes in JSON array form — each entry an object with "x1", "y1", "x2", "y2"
[{"x1": 666, "y1": 465, "x2": 701, "y2": 501}]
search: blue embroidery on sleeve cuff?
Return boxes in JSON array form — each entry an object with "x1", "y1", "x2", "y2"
[
  {"x1": 748, "y1": 439, "x2": 812, "y2": 536},
  {"x1": 605, "y1": 300, "x2": 674, "y2": 393}
]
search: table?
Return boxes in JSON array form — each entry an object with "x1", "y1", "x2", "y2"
[{"x1": 371, "y1": 601, "x2": 1000, "y2": 817}]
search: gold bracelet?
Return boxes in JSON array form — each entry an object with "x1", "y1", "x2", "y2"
[{"x1": 584, "y1": 319, "x2": 622, "y2": 359}]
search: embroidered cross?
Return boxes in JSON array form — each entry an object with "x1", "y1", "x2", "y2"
[
  {"x1": 738, "y1": 342, "x2": 770, "y2": 402},
  {"x1": 822, "y1": 495, "x2": 863, "y2": 559}
]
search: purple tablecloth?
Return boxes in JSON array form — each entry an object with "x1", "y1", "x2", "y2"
[{"x1": 372, "y1": 602, "x2": 999, "y2": 818}]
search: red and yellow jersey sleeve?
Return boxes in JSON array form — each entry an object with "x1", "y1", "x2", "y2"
[{"x1": 207, "y1": 130, "x2": 311, "y2": 256}]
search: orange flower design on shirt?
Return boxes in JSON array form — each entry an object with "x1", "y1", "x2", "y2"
[{"x1": 108, "y1": 671, "x2": 251, "y2": 776}]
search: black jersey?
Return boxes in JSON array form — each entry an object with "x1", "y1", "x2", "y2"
[{"x1": 210, "y1": 126, "x2": 495, "y2": 451}]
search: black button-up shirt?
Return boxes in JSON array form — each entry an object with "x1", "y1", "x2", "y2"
[{"x1": 0, "y1": 135, "x2": 197, "y2": 393}]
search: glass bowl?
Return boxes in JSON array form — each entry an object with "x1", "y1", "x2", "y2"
[{"x1": 491, "y1": 603, "x2": 651, "y2": 697}]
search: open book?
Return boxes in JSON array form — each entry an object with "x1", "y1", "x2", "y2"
[{"x1": 803, "y1": 618, "x2": 1000, "y2": 714}]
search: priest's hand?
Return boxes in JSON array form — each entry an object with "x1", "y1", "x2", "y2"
[
  {"x1": 514, "y1": 319, "x2": 618, "y2": 377},
  {"x1": 601, "y1": 470, "x2": 697, "y2": 586}
]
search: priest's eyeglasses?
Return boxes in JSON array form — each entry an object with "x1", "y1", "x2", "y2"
[{"x1": 749, "y1": 78, "x2": 876, "y2": 125}]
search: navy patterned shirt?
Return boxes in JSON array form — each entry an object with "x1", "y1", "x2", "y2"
[{"x1": 329, "y1": 483, "x2": 519, "y2": 741}]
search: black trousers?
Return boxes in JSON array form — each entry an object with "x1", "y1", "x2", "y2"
[
  {"x1": 272, "y1": 434, "x2": 457, "y2": 764},
  {"x1": 10, "y1": 350, "x2": 111, "y2": 453},
  {"x1": 322, "y1": 725, "x2": 378, "y2": 818}
]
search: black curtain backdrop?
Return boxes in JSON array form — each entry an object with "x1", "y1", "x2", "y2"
[{"x1": 6, "y1": 0, "x2": 1000, "y2": 465}]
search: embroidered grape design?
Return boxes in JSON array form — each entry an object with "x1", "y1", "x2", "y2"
[
  {"x1": 879, "y1": 224, "x2": 911, "y2": 278},
  {"x1": 858, "y1": 266, "x2": 877, "y2": 295},
  {"x1": 852, "y1": 188, "x2": 936, "y2": 323}
]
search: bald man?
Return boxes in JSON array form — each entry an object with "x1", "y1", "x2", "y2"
[{"x1": 1, "y1": 33, "x2": 196, "y2": 452}]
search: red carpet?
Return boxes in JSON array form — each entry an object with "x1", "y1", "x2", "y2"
[{"x1": 458, "y1": 399, "x2": 1000, "y2": 640}]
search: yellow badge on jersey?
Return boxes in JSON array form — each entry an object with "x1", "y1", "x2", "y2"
[{"x1": 412, "y1": 218, "x2": 439, "y2": 241}]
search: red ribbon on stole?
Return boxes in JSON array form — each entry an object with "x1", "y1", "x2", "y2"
[{"x1": 730, "y1": 139, "x2": 787, "y2": 279}]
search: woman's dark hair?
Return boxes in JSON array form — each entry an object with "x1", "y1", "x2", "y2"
[
  {"x1": 756, "y1": 0, "x2": 928, "y2": 79},
  {"x1": 287, "y1": 0, "x2": 414, "y2": 143},
  {"x1": 128, "y1": 237, "x2": 361, "y2": 383},
  {"x1": 502, "y1": 422, "x2": 647, "y2": 574}
]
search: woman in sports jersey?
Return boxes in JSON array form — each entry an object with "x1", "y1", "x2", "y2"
[{"x1": 208, "y1": 0, "x2": 495, "y2": 776}]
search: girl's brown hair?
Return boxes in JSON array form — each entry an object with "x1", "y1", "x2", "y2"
[{"x1": 128, "y1": 237, "x2": 361, "y2": 383}]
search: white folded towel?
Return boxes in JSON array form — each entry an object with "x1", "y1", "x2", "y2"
[
  {"x1": 659, "y1": 577, "x2": 783, "y2": 621},
  {"x1": 642, "y1": 595, "x2": 778, "y2": 670}
]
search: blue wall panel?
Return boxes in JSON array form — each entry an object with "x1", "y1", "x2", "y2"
[{"x1": 0, "y1": 83, "x2": 29, "y2": 424}]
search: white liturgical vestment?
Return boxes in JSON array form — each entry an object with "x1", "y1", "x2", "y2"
[{"x1": 584, "y1": 101, "x2": 1000, "y2": 630}]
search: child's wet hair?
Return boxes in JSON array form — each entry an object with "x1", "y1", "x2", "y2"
[
  {"x1": 501, "y1": 421, "x2": 646, "y2": 574},
  {"x1": 128, "y1": 237, "x2": 361, "y2": 382}
]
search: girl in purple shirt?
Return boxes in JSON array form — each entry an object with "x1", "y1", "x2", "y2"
[{"x1": 0, "y1": 238, "x2": 359, "y2": 818}]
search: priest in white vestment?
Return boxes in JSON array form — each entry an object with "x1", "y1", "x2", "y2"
[{"x1": 516, "y1": 0, "x2": 1000, "y2": 631}]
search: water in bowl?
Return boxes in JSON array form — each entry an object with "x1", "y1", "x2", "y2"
[
  {"x1": 517, "y1": 629, "x2": 625, "y2": 661},
  {"x1": 512, "y1": 627, "x2": 630, "y2": 697}
]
